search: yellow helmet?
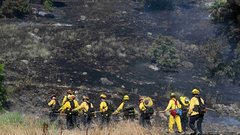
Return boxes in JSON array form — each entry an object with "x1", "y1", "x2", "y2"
[
  {"x1": 143, "y1": 97, "x2": 153, "y2": 107},
  {"x1": 123, "y1": 95, "x2": 129, "y2": 101},
  {"x1": 192, "y1": 89, "x2": 200, "y2": 95},
  {"x1": 100, "y1": 94, "x2": 107, "y2": 99}
]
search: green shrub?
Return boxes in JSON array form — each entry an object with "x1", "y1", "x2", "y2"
[
  {"x1": 0, "y1": 0, "x2": 30, "y2": 18},
  {"x1": 0, "y1": 112, "x2": 23, "y2": 125},
  {"x1": 0, "y1": 64, "x2": 6, "y2": 110},
  {"x1": 43, "y1": 0, "x2": 53, "y2": 11},
  {"x1": 209, "y1": 0, "x2": 227, "y2": 9},
  {"x1": 149, "y1": 36, "x2": 180, "y2": 69},
  {"x1": 208, "y1": 0, "x2": 228, "y2": 22}
]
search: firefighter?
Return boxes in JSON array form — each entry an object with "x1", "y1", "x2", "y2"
[
  {"x1": 73, "y1": 96, "x2": 94, "y2": 128},
  {"x1": 112, "y1": 95, "x2": 136, "y2": 120},
  {"x1": 179, "y1": 96, "x2": 190, "y2": 131},
  {"x1": 59, "y1": 95, "x2": 79, "y2": 129},
  {"x1": 99, "y1": 94, "x2": 112, "y2": 127},
  {"x1": 48, "y1": 95, "x2": 60, "y2": 122},
  {"x1": 61, "y1": 89, "x2": 73, "y2": 106},
  {"x1": 188, "y1": 89, "x2": 205, "y2": 135},
  {"x1": 164, "y1": 93, "x2": 183, "y2": 133},
  {"x1": 139, "y1": 96, "x2": 154, "y2": 128}
]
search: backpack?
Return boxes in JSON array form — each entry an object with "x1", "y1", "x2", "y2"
[
  {"x1": 145, "y1": 106, "x2": 154, "y2": 117},
  {"x1": 105, "y1": 100, "x2": 115, "y2": 115},
  {"x1": 169, "y1": 99, "x2": 182, "y2": 117},
  {"x1": 123, "y1": 102, "x2": 135, "y2": 117},
  {"x1": 193, "y1": 97, "x2": 206, "y2": 114},
  {"x1": 86, "y1": 102, "x2": 95, "y2": 117},
  {"x1": 67, "y1": 100, "x2": 77, "y2": 115},
  {"x1": 52, "y1": 100, "x2": 60, "y2": 113}
]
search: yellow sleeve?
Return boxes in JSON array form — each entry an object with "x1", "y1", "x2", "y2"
[
  {"x1": 165, "y1": 100, "x2": 173, "y2": 111},
  {"x1": 201, "y1": 98, "x2": 204, "y2": 104},
  {"x1": 114, "y1": 102, "x2": 124, "y2": 114},
  {"x1": 59, "y1": 102, "x2": 70, "y2": 113},
  {"x1": 100, "y1": 102, "x2": 108, "y2": 112},
  {"x1": 48, "y1": 100, "x2": 55, "y2": 107},
  {"x1": 62, "y1": 96, "x2": 67, "y2": 106},
  {"x1": 74, "y1": 100, "x2": 79, "y2": 108},
  {"x1": 139, "y1": 102, "x2": 146, "y2": 111},
  {"x1": 188, "y1": 97, "x2": 195, "y2": 115},
  {"x1": 73, "y1": 102, "x2": 85, "y2": 111},
  {"x1": 177, "y1": 100, "x2": 182, "y2": 109}
]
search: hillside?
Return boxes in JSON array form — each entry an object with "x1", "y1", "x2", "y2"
[{"x1": 0, "y1": 0, "x2": 240, "y2": 134}]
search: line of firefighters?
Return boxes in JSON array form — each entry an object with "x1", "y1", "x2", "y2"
[{"x1": 48, "y1": 88, "x2": 206, "y2": 135}]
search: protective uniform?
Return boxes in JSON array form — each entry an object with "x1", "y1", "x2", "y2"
[
  {"x1": 188, "y1": 89, "x2": 205, "y2": 135},
  {"x1": 59, "y1": 95, "x2": 79, "y2": 129},
  {"x1": 61, "y1": 89, "x2": 73, "y2": 106},
  {"x1": 164, "y1": 96, "x2": 183, "y2": 133},
  {"x1": 113, "y1": 95, "x2": 135, "y2": 120},
  {"x1": 139, "y1": 97, "x2": 153, "y2": 128},
  {"x1": 180, "y1": 96, "x2": 189, "y2": 131},
  {"x1": 48, "y1": 96, "x2": 59, "y2": 122},
  {"x1": 73, "y1": 98, "x2": 94, "y2": 128},
  {"x1": 99, "y1": 94, "x2": 110, "y2": 127}
]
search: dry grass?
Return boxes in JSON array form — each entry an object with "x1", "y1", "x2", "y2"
[{"x1": 0, "y1": 121, "x2": 164, "y2": 135}]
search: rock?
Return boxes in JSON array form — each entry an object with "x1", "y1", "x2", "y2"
[
  {"x1": 147, "y1": 32, "x2": 153, "y2": 36},
  {"x1": 86, "y1": 45, "x2": 92, "y2": 49},
  {"x1": 28, "y1": 32, "x2": 42, "y2": 41},
  {"x1": 148, "y1": 64, "x2": 159, "y2": 71},
  {"x1": 21, "y1": 60, "x2": 29, "y2": 65},
  {"x1": 100, "y1": 77, "x2": 114, "y2": 85},
  {"x1": 52, "y1": 23, "x2": 73, "y2": 27},
  {"x1": 82, "y1": 72, "x2": 88, "y2": 75},
  {"x1": 37, "y1": 11, "x2": 55, "y2": 18},
  {"x1": 80, "y1": 15, "x2": 87, "y2": 21},
  {"x1": 118, "y1": 52, "x2": 127, "y2": 57},
  {"x1": 34, "y1": 28, "x2": 39, "y2": 33},
  {"x1": 181, "y1": 61, "x2": 194, "y2": 69},
  {"x1": 122, "y1": 11, "x2": 127, "y2": 14}
]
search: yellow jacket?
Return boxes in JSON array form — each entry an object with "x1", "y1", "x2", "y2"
[
  {"x1": 139, "y1": 102, "x2": 147, "y2": 112},
  {"x1": 73, "y1": 101, "x2": 93, "y2": 113},
  {"x1": 188, "y1": 96, "x2": 204, "y2": 116},
  {"x1": 100, "y1": 101, "x2": 108, "y2": 113},
  {"x1": 59, "y1": 100, "x2": 79, "y2": 113},
  {"x1": 61, "y1": 94, "x2": 72, "y2": 106},
  {"x1": 164, "y1": 98, "x2": 182, "y2": 111},
  {"x1": 48, "y1": 99, "x2": 56, "y2": 108}
]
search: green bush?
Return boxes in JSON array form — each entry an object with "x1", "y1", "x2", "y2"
[
  {"x1": 208, "y1": 0, "x2": 228, "y2": 22},
  {"x1": 0, "y1": 0, "x2": 30, "y2": 18},
  {"x1": 0, "y1": 112, "x2": 23, "y2": 125},
  {"x1": 0, "y1": 64, "x2": 6, "y2": 110},
  {"x1": 149, "y1": 36, "x2": 180, "y2": 69},
  {"x1": 209, "y1": 0, "x2": 228, "y2": 9},
  {"x1": 43, "y1": 0, "x2": 53, "y2": 11}
]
